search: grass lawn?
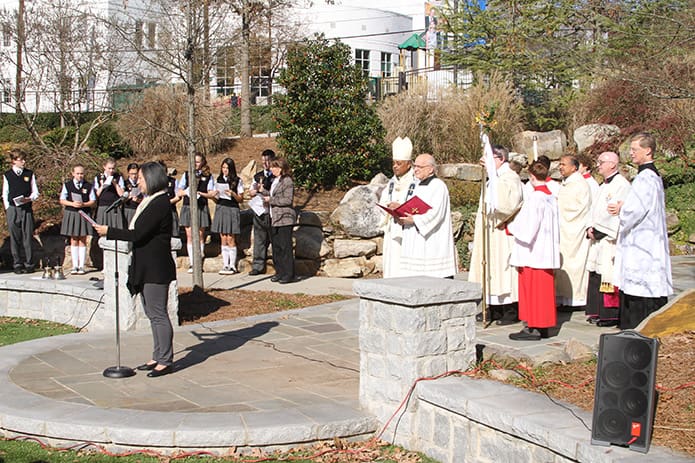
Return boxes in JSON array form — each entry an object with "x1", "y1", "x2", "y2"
[{"x1": 0, "y1": 317, "x2": 77, "y2": 347}]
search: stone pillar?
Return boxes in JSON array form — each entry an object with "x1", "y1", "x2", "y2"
[
  {"x1": 100, "y1": 238, "x2": 179, "y2": 331},
  {"x1": 353, "y1": 276, "x2": 481, "y2": 445}
]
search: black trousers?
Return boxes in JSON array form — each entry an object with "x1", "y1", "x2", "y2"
[
  {"x1": 619, "y1": 291, "x2": 667, "y2": 330},
  {"x1": 271, "y1": 225, "x2": 294, "y2": 280},
  {"x1": 6, "y1": 206, "x2": 34, "y2": 269},
  {"x1": 251, "y1": 213, "x2": 271, "y2": 271}
]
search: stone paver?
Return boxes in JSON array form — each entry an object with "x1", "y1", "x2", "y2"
[{"x1": 0, "y1": 256, "x2": 692, "y2": 454}]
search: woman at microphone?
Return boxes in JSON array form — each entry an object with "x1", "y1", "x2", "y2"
[{"x1": 94, "y1": 162, "x2": 177, "y2": 378}]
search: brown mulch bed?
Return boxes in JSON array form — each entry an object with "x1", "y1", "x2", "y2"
[
  {"x1": 473, "y1": 331, "x2": 695, "y2": 457},
  {"x1": 178, "y1": 288, "x2": 695, "y2": 457}
]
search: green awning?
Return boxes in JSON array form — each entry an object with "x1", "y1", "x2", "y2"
[{"x1": 398, "y1": 33, "x2": 426, "y2": 51}]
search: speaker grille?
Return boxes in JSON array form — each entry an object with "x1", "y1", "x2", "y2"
[{"x1": 591, "y1": 331, "x2": 659, "y2": 453}]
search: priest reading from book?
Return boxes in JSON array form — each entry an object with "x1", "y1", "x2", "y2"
[
  {"x1": 397, "y1": 153, "x2": 457, "y2": 278},
  {"x1": 378, "y1": 136, "x2": 416, "y2": 278}
]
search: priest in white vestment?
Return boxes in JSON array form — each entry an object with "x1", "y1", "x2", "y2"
[
  {"x1": 610, "y1": 132, "x2": 672, "y2": 329},
  {"x1": 585, "y1": 152, "x2": 631, "y2": 326},
  {"x1": 556, "y1": 155, "x2": 592, "y2": 308},
  {"x1": 469, "y1": 145, "x2": 523, "y2": 323},
  {"x1": 398, "y1": 154, "x2": 457, "y2": 278},
  {"x1": 379, "y1": 137, "x2": 416, "y2": 278}
]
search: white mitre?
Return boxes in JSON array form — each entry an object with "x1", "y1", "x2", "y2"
[{"x1": 392, "y1": 136, "x2": 413, "y2": 161}]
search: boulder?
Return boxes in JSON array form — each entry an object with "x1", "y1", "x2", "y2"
[
  {"x1": 573, "y1": 124, "x2": 620, "y2": 154},
  {"x1": 370, "y1": 172, "x2": 390, "y2": 186},
  {"x1": 564, "y1": 338, "x2": 594, "y2": 363},
  {"x1": 322, "y1": 256, "x2": 373, "y2": 278},
  {"x1": 333, "y1": 239, "x2": 377, "y2": 258},
  {"x1": 297, "y1": 210, "x2": 324, "y2": 228},
  {"x1": 438, "y1": 163, "x2": 483, "y2": 181},
  {"x1": 666, "y1": 212, "x2": 680, "y2": 235},
  {"x1": 330, "y1": 185, "x2": 383, "y2": 238},
  {"x1": 689, "y1": 233, "x2": 695, "y2": 244},
  {"x1": 294, "y1": 226, "x2": 328, "y2": 260},
  {"x1": 240, "y1": 159, "x2": 257, "y2": 190},
  {"x1": 451, "y1": 210, "x2": 464, "y2": 240},
  {"x1": 512, "y1": 130, "x2": 567, "y2": 162}
]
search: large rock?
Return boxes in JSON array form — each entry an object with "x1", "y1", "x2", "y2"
[
  {"x1": 297, "y1": 210, "x2": 324, "y2": 228},
  {"x1": 322, "y1": 256, "x2": 374, "y2": 278},
  {"x1": 564, "y1": 338, "x2": 594, "y2": 363},
  {"x1": 438, "y1": 163, "x2": 482, "y2": 181},
  {"x1": 573, "y1": 124, "x2": 620, "y2": 154},
  {"x1": 240, "y1": 159, "x2": 257, "y2": 190},
  {"x1": 689, "y1": 233, "x2": 695, "y2": 244},
  {"x1": 666, "y1": 212, "x2": 680, "y2": 235},
  {"x1": 512, "y1": 130, "x2": 567, "y2": 162},
  {"x1": 294, "y1": 226, "x2": 329, "y2": 260},
  {"x1": 333, "y1": 239, "x2": 377, "y2": 258},
  {"x1": 330, "y1": 185, "x2": 383, "y2": 238}
]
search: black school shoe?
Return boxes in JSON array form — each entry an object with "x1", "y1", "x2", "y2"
[{"x1": 509, "y1": 327, "x2": 542, "y2": 341}]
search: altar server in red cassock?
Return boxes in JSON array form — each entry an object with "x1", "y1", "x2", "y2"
[{"x1": 507, "y1": 161, "x2": 561, "y2": 341}]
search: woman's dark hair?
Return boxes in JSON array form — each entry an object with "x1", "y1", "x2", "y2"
[
  {"x1": 218, "y1": 157, "x2": 238, "y2": 184},
  {"x1": 127, "y1": 162, "x2": 139, "y2": 171},
  {"x1": 140, "y1": 162, "x2": 168, "y2": 194},
  {"x1": 270, "y1": 157, "x2": 292, "y2": 177}
]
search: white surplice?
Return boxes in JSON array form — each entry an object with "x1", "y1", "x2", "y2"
[
  {"x1": 508, "y1": 187, "x2": 560, "y2": 270},
  {"x1": 379, "y1": 168, "x2": 416, "y2": 278},
  {"x1": 400, "y1": 175, "x2": 457, "y2": 278},
  {"x1": 469, "y1": 163, "x2": 523, "y2": 304},
  {"x1": 556, "y1": 171, "x2": 591, "y2": 306},
  {"x1": 614, "y1": 167, "x2": 672, "y2": 297},
  {"x1": 586, "y1": 173, "x2": 631, "y2": 284}
]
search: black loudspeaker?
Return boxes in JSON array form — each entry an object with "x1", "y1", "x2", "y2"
[{"x1": 591, "y1": 330, "x2": 659, "y2": 453}]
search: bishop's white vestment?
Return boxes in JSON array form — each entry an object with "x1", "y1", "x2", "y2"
[
  {"x1": 469, "y1": 163, "x2": 523, "y2": 304},
  {"x1": 379, "y1": 168, "x2": 416, "y2": 278},
  {"x1": 556, "y1": 171, "x2": 591, "y2": 306},
  {"x1": 400, "y1": 175, "x2": 457, "y2": 278}
]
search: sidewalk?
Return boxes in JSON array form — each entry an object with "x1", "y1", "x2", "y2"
[{"x1": 0, "y1": 256, "x2": 692, "y2": 454}]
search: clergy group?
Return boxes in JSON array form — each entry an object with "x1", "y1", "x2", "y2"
[{"x1": 379, "y1": 132, "x2": 673, "y2": 342}]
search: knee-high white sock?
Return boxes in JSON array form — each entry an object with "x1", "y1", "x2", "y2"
[
  {"x1": 221, "y1": 245, "x2": 230, "y2": 267},
  {"x1": 71, "y1": 245, "x2": 79, "y2": 269},
  {"x1": 78, "y1": 245, "x2": 86, "y2": 268},
  {"x1": 230, "y1": 247, "x2": 237, "y2": 270},
  {"x1": 187, "y1": 244, "x2": 193, "y2": 266}
]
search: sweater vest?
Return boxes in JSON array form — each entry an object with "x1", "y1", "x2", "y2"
[
  {"x1": 4, "y1": 168, "x2": 33, "y2": 211},
  {"x1": 64, "y1": 180, "x2": 93, "y2": 212},
  {"x1": 96, "y1": 173, "x2": 121, "y2": 206},
  {"x1": 182, "y1": 171, "x2": 210, "y2": 208}
]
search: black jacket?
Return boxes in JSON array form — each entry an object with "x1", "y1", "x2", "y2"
[{"x1": 106, "y1": 193, "x2": 176, "y2": 295}]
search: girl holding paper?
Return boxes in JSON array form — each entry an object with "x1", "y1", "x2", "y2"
[
  {"x1": 178, "y1": 153, "x2": 215, "y2": 273},
  {"x1": 211, "y1": 158, "x2": 244, "y2": 274},
  {"x1": 59, "y1": 164, "x2": 96, "y2": 274}
]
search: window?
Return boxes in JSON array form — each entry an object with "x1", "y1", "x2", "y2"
[
  {"x1": 355, "y1": 49, "x2": 369, "y2": 77},
  {"x1": 1, "y1": 80, "x2": 11, "y2": 103},
  {"x1": 380, "y1": 52, "x2": 392, "y2": 77},
  {"x1": 134, "y1": 20, "x2": 143, "y2": 50},
  {"x1": 215, "y1": 46, "x2": 236, "y2": 96},
  {"x1": 2, "y1": 23, "x2": 11, "y2": 47},
  {"x1": 147, "y1": 22, "x2": 156, "y2": 49}
]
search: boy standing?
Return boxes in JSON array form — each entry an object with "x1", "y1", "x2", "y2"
[{"x1": 2, "y1": 150, "x2": 39, "y2": 273}]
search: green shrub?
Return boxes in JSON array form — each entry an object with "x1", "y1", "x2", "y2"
[
  {"x1": 42, "y1": 126, "x2": 77, "y2": 148},
  {"x1": 274, "y1": 34, "x2": 387, "y2": 188},
  {"x1": 666, "y1": 182, "x2": 695, "y2": 245},
  {"x1": 227, "y1": 105, "x2": 278, "y2": 135},
  {"x1": 0, "y1": 125, "x2": 32, "y2": 143},
  {"x1": 82, "y1": 121, "x2": 132, "y2": 159}
]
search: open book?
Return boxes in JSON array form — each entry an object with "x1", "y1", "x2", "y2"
[{"x1": 377, "y1": 195, "x2": 432, "y2": 219}]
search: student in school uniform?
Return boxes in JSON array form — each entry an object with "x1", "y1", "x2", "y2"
[
  {"x1": 177, "y1": 153, "x2": 215, "y2": 273},
  {"x1": 2, "y1": 150, "x2": 39, "y2": 273},
  {"x1": 123, "y1": 162, "x2": 143, "y2": 224},
  {"x1": 211, "y1": 158, "x2": 244, "y2": 274},
  {"x1": 59, "y1": 164, "x2": 96, "y2": 274},
  {"x1": 94, "y1": 157, "x2": 126, "y2": 227}
]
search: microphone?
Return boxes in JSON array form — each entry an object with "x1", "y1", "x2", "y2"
[{"x1": 105, "y1": 192, "x2": 129, "y2": 214}]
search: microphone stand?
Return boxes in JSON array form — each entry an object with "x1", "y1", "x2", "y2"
[{"x1": 103, "y1": 197, "x2": 135, "y2": 378}]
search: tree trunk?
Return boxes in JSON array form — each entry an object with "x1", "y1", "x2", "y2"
[{"x1": 240, "y1": 0, "x2": 252, "y2": 137}]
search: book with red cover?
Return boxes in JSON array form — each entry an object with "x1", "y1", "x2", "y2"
[{"x1": 377, "y1": 195, "x2": 432, "y2": 219}]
